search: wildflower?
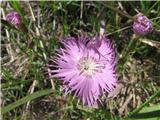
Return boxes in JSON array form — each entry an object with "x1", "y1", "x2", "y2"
[
  {"x1": 49, "y1": 36, "x2": 117, "y2": 106},
  {"x1": 6, "y1": 11, "x2": 22, "y2": 27},
  {"x1": 133, "y1": 13, "x2": 153, "y2": 35}
]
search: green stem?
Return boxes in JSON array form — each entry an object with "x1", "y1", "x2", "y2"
[{"x1": 118, "y1": 35, "x2": 140, "y2": 74}]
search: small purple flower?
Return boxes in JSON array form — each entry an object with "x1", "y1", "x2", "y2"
[
  {"x1": 49, "y1": 36, "x2": 118, "y2": 106},
  {"x1": 6, "y1": 11, "x2": 22, "y2": 27},
  {"x1": 133, "y1": 13, "x2": 153, "y2": 35}
]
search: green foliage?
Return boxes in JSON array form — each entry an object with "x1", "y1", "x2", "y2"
[
  {"x1": 1, "y1": 89, "x2": 55, "y2": 115},
  {"x1": 1, "y1": 1, "x2": 160, "y2": 120},
  {"x1": 125, "y1": 90, "x2": 160, "y2": 120}
]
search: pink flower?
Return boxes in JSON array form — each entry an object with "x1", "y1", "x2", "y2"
[
  {"x1": 49, "y1": 36, "x2": 117, "y2": 106},
  {"x1": 6, "y1": 11, "x2": 22, "y2": 27},
  {"x1": 133, "y1": 13, "x2": 153, "y2": 35}
]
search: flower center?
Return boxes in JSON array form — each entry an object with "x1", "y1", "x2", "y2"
[{"x1": 78, "y1": 57, "x2": 104, "y2": 76}]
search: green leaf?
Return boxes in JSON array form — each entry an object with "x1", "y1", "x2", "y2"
[
  {"x1": 1, "y1": 89, "x2": 54, "y2": 115},
  {"x1": 129, "y1": 104, "x2": 160, "y2": 120},
  {"x1": 138, "y1": 104, "x2": 160, "y2": 113},
  {"x1": 124, "y1": 90, "x2": 160, "y2": 120}
]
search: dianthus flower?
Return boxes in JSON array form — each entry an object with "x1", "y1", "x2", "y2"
[
  {"x1": 133, "y1": 13, "x2": 153, "y2": 35},
  {"x1": 50, "y1": 36, "x2": 117, "y2": 106},
  {"x1": 6, "y1": 11, "x2": 22, "y2": 27}
]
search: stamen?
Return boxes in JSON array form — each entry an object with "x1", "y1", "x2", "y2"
[{"x1": 77, "y1": 57, "x2": 104, "y2": 76}]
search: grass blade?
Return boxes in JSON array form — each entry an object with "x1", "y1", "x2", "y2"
[
  {"x1": 125, "y1": 89, "x2": 160, "y2": 118},
  {"x1": 1, "y1": 89, "x2": 54, "y2": 115},
  {"x1": 130, "y1": 104, "x2": 160, "y2": 119}
]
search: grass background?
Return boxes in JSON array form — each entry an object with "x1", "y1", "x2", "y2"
[{"x1": 1, "y1": 1, "x2": 160, "y2": 120}]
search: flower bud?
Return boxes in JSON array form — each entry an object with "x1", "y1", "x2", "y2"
[
  {"x1": 133, "y1": 13, "x2": 153, "y2": 35},
  {"x1": 6, "y1": 11, "x2": 22, "y2": 27}
]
